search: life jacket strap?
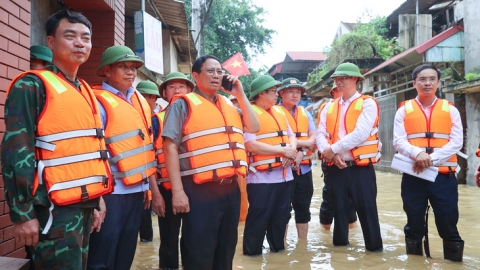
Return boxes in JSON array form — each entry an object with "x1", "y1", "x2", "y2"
[
  {"x1": 178, "y1": 142, "x2": 245, "y2": 159},
  {"x1": 112, "y1": 160, "x2": 157, "y2": 179},
  {"x1": 105, "y1": 129, "x2": 144, "y2": 144},
  {"x1": 248, "y1": 157, "x2": 283, "y2": 173},
  {"x1": 36, "y1": 128, "x2": 105, "y2": 151},
  {"x1": 156, "y1": 178, "x2": 170, "y2": 185},
  {"x1": 407, "y1": 132, "x2": 450, "y2": 140},
  {"x1": 155, "y1": 149, "x2": 163, "y2": 155},
  {"x1": 180, "y1": 160, "x2": 247, "y2": 177},
  {"x1": 181, "y1": 126, "x2": 243, "y2": 143},
  {"x1": 109, "y1": 144, "x2": 154, "y2": 164},
  {"x1": 255, "y1": 130, "x2": 287, "y2": 140}
]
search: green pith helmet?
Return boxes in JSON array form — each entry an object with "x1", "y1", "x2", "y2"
[
  {"x1": 329, "y1": 82, "x2": 337, "y2": 96},
  {"x1": 136, "y1": 81, "x2": 160, "y2": 96},
  {"x1": 159, "y1": 72, "x2": 194, "y2": 91},
  {"x1": 96, "y1": 45, "x2": 144, "y2": 77},
  {"x1": 30, "y1": 45, "x2": 52, "y2": 63},
  {"x1": 249, "y1": 75, "x2": 281, "y2": 100},
  {"x1": 277, "y1": 77, "x2": 306, "y2": 94},
  {"x1": 330, "y1": 62, "x2": 365, "y2": 81}
]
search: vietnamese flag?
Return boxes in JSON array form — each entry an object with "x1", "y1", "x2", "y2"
[{"x1": 222, "y1": 52, "x2": 250, "y2": 76}]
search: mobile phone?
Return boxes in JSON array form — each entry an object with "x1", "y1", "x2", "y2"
[{"x1": 221, "y1": 76, "x2": 233, "y2": 91}]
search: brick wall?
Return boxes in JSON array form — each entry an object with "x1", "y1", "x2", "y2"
[{"x1": 0, "y1": 0, "x2": 31, "y2": 258}]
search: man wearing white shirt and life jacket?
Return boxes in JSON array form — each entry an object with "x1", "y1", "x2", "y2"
[
  {"x1": 276, "y1": 77, "x2": 316, "y2": 239},
  {"x1": 162, "y1": 55, "x2": 259, "y2": 269},
  {"x1": 243, "y1": 75, "x2": 298, "y2": 255},
  {"x1": 87, "y1": 46, "x2": 166, "y2": 270},
  {"x1": 317, "y1": 62, "x2": 383, "y2": 252},
  {"x1": 393, "y1": 64, "x2": 464, "y2": 262}
]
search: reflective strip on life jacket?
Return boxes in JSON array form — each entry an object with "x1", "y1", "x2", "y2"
[
  {"x1": 155, "y1": 149, "x2": 163, "y2": 156},
  {"x1": 35, "y1": 128, "x2": 105, "y2": 151},
  {"x1": 156, "y1": 178, "x2": 169, "y2": 185},
  {"x1": 255, "y1": 130, "x2": 287, "y2": 140},
  {"x1": 356, "y1": 152, "x2": 381, "y2": 162},
  {"x1": 109, "y1": 144, "x2": 155, "y2": 164},
  {"x1": 357, "y1": 140, "x2": 379, "y2": 147},
  {"x1": 406, "y1": 132, "x2": 450, "y2": 140},
  {"x1": 295, "y1": 132, "x2": 309, "y2": 137},
  {"x1": 180, "y1": 160, "x2": 248, "y2": 177},
  {"x1": 105, "y1": 129, "x2": 145, "y2": 144},
  {"x1": 181, "y1": 126, "x2": 243, "y2": 143},
  {"x1": 179, "y1": 142, "x2": 245, "y2": 159},
  {"x1": 248, "y1": 157, "x2": 283, "y2": 173},
  {"x1": 112, "y1": 161, "x2": 157, "y2": 179}
]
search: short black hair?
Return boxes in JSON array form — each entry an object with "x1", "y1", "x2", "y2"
[
  {"x1": 412, "y1": 64, "x2": 441, "y2": 80},
  {"x1": 45, "y1": 10, "x2": 92, "y2": 37},
  {"x1": 192, "y1": 55, "x2": 221, "y2": 74}
]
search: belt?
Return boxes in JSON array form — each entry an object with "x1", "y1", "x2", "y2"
[
  {"x1": 213, "y1": 176, "x2": 237, "y2": 185},
  {"x1": 345, "y1": 160, "x2": 357, "y2": 167}
]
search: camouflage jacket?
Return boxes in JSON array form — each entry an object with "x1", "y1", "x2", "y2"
[{"x1": 1, "y1": 65, "x2": 98, "y2": 223}]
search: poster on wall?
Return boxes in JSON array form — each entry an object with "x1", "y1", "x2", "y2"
[{"x1": 134, "y1": 11, "x2": 164, "y2": 74}]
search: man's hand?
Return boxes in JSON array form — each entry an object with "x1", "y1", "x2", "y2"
[
  {"x1": 322, "y1": 147, "x2": 335, "y2": 162},
  {"x1": 151, "y1": 191, "x2": 166, "y2": 217},
  {"x1": 283, "y1": 146, "x2": 297, "y2": 159},
  {"x1": 474, "y1": 164, "x2": 480, "y2": 188},
  {"x1": 292, "y1": 151, "x2": 304, "y2": 171},
  {"x1": 143, "y1": 190, "x2": 152, "y2": 210},
  {"x1": 14, "y1": 219, "x2": 39, "y2": 246},
  {"x1": 303, "y1": 138, "x2": 316, "y2": 152},
  {"x1": 172, "y1": 190, "x2": 190, "y2": 215},
  {"x1": 90, "y1": 209, "x2": 101, "y2": 233},
  {"x1": 282, "y1": 157, "x2": 294, "y2": 168},
  {"x1": 413, "y1": 152, "x2": 432, "y2": 174},
  {"x1": 333, "y1": 154, "x2": 347, "y2": 169}
]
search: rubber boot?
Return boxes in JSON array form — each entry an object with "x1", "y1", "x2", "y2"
[
  {"x1": 405, "y1": 237, "x2": 423, "y2": 255},
  {"x1": 443, "y1": 240, "x2": 464, "y2": 262}
]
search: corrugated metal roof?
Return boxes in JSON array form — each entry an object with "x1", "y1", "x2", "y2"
[
  {"x1": 364, "y1": 25, "x2": 463, "y2": 76},
  {"x1": 286, "y1": 52, "x2": 327, "y2": 61}
]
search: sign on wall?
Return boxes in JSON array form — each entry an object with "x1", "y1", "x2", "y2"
[{"x1": 134, "y1": 11, "x2": 164, "y2": 74}]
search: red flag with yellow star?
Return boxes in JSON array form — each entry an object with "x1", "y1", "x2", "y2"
[{"x1": 222, "y1": 52, "x2": 250, "y2": 76}]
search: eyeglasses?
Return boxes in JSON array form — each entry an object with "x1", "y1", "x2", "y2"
[
  {"x1": 202, "y1": 68, "x2": 225, "y2": 76},
  {"x1": 166, "y1": 85, "x2": 187, "y2": 91},
  {"x1": 332, "y1": 76, "x2": 351, "y2": 83},
  {"x1": 115, "y1": 54, "x2": 141, "y2": 63},
  {"x1": 416, "y1": 77, "x2": 438, "y2": 84}
]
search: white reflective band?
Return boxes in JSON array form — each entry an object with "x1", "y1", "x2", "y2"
[
  {"x1": 181, "y1": 126, "x2": 243, "y2": 143},
  {"x1": 35, "y1": 140, "x2": 56, "y2": 152},
  {"x1": 358, "y1": 140, "x2": 379, "y2": 147},
  {"x1": 36, "y1": 128, "x2": 104, "y2": 142},
  {"x1": 296, "y1": 132, "x2": 308, "y2": 137},
  {"x1": 370, "y1": 127, "x2": 379, "y2": 136},
  {"x1": 420, "y1": 147, "x2": 442, "y2": 152},
  {"x1": 438, "y1": 162, "x2": 458, "y2": 167},
  {"x1": 406, "y1": 133, "x2": 450, "y2": 140},
  {"x1": 42, "y1": 175, "x2": 107, "y2": 234},
  {"x1": 178, "y1": 143, "x2": 245, "y2": 159},
  {"x1": 109, "y1": 144, "x2": 154, "y2": 164},
  {"x1": 105, "y1": 129, "x2": 143, "y2": 144},
  {"x1": 112, "y1": 161, "x2": 157, "y2": 178},
  {"x1": 249, "y1": 166, "x2": 257, "y2": 173},
  {"x1": 155, "y1": 149, "x2": 163, "y2": 156},
  {"x1": 357, "y1": 152, "x2": 381, "y2": 161},
  {"x1": 256, "y1": 131, "x2": 287, "y2": 140},
  {"x1": 158, "y1": 163, "x2": 166, "y2": 169},
  {"x1": 457, "y1": 151, "x2": 468, "y2": 159},
  {"x1": 156, "y1": 178, "x2": 170, "y2": 185},
  {"x1": 180, "y1": 160, "x2": 248, "y2": 177},
  {"x1": 249, "y1": 157, "x2": 283, "y2": 168}
]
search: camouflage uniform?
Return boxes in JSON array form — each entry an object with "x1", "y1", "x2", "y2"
[{"x1": 1, "y1": 65, "x2": 99, "y2": 269}]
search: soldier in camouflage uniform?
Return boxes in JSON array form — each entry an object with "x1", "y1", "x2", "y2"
[{"x1": 1, "y1": 10, "x2": 108, "y2": 269}]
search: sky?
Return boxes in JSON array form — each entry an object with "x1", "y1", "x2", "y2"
[{"x1": 249, "y1": 0, "x2": 407, "y2": 70}]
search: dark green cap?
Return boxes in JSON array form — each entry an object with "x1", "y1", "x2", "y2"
[
  {"x1": 97, "y1": 45, "x2": 144, "y2": 77},
  {"x1": 137, "y1": 81, "x2": 160, "y2": 96},
  {"x1": 159, "y1": 72, "x2": 194, "y2": 91},
  {"x1": 277, "y1": 77, "x2": 305, "y2": 94},
  {"x1": 30, "y1": 45, "x2": 52, "y2": 63},
  {"x1": 330, "y1": 62, "x2": 364, "y2": 81},
  {"x1": 249, "y1": 75, "x2": 281, "y2": 100}
]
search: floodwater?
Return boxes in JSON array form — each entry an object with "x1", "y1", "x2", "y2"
[{"x1": 131, "y1": 166, "x2": 480, "y2": 269}]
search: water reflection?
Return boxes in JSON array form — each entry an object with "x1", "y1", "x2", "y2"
[{"x1": 132, "y1": 167, "x2": 480, "y2": 269}]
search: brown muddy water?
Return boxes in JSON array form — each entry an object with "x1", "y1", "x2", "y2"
[{"x1": 131, "y1": 167, "x2": 480, "y2": 269}]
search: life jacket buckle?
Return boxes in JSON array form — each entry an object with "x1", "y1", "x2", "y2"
[
  {"x1": 225, "y1": 126, "x2": 234, "y2": 133},
  {"x1": 102, "y1": 176, "x2": 109, "y2": 188},
  {"x1": 280, "y1": 143, "x2": 287, "y2": 147},
  {"x1": 81, "y1": 191, "x2": 89, "y2": 202},
  {"x1": 228, "y1": 142, "x2": 238, "y2": 150},
  {"x1": 99, "y1": 150, "x2": 109, "y2": 160},
  {"x1": 274, "y1": 157, "x2": 282, "y2": 162},
  {"x1": 425, "y1": 132, "x2": 433, "y2": 138},
  {"x1": 148, "y1": 127, "x2": 153, "y2": 136},
  {"x1": 268, "y1": 163, "x2": 273, "y2": 172},
  {"x1": 96, "y1": 128, "x2": 105, "y2": 138},
  {"x1": 425, "y1": 147, "x2": 433, "y2": 154},
  {"x1": 232, "y1": 160, "x2": 242, "y2": 168},
  {"x1": 277, "y1": 130, "x2": 284, "y2": 136},
  {"x1": 295, "y1": 132, "x2": 302, "y2": 138},
  {"x1": 139, "y1": 129, "x2": 145, "y2": 140}
]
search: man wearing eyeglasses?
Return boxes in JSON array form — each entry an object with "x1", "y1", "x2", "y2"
[
  {"x1": 87, "y1": 45, "x2": 165, "y2": 270},
  {"x1": 393, "y1": 64, "x2": 464, "y2": 262},
  {"x1": 162, "y1": 55, "x2": 259, "y2": 269},
  {"x1": 316, "y1": 62, "x2": 383, "y2": 252},
  {"x1": 276, "y1": 78, "x2": 316, "y2": 240}
]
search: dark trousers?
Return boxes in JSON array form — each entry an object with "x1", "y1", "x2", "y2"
[
  {"x1": 243, "y1": 181, "x2": 293, "y2": 256},
  {"x1": 290, "y1": 170, "x2": 314, "y2": 223},
  {"x1": 180, "y1": 177, "x2": 240, "y2": 270},
  {"x1": 320, "y1": 162, "x2": 357, "y2": 225},
  {"x1": 87, "y1": 192, "x2": 144, "y2": 270},
  {"x1": 327, "y1": 164, "x2": 383, "y2": 251},
  {"x1": 139, "y1": 206, "x2": 153, "y2": 241},
  {"x1": 158, "y1": 185, "x2": 183, "y2": 269},
  {"x1": 401, "y1": 173, "x2": 462, "y2": 241}
]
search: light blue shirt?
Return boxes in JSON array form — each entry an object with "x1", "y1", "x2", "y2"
[{"x1": 98, "y1": 82, "x2": 150, "y2": 194}]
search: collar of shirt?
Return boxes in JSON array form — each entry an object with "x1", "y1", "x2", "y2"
[
  {"x1": 101, "y1": 81, "x2": 135, "y2": 103},
  {"x1": 415, "y1": 96, "x2": 438, "y2": 108},
  {"x1": 339, "y1": 91, "x2": 361, "y2": 106},
  {"x1": 193, "y1": 87, "x2": 217, "y2": 102}
]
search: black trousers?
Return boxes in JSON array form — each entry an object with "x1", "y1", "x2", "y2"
[
  {"x1": 327, "y1": 164, "x2": 383, "y2": 251},
  {"x1": 180, "y1": 177, "x2": 240, "y2": 270},
  {"x1": 158, "y1": 185, "x2": 183, "y2": 269},
  {"x1": 320, "y1": 162, "x2": 357, "y2": 225},
  {"x1": 243, "y1": 181, "x2": 293, "y2": 256},
  {"x1": 290, "y1": 170, "x2": 314, "y2": 223},
  {"x1": 139, "y1": 206, "x2": 153, "y2": 241},
  {"x1": 401, "y1": 173, "x2": 462, "y2": 241}
]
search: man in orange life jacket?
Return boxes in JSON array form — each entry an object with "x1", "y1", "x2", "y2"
[
  {"x1": 136, "y1": 80, "x2": 161, "y2": 243},
  {"x1": 317, "y1": 62, "x2": 383, "y2": 252},
  {"x1": 276, "y1": 77, "x2": 316, "y2": 239},
  {"x1": 393, "y1": 64, "x2": 465, "y2": 262},
  {"x1": 317, "y1": 83, "x2": 357, "y2": 231},
  {"x1": 242, "y1": 75, "x2": 298, "y2": 255},
  {"x1": 162, "y1": 55, "x2": 259, "y2": 269},
  {"x1": 154, "y1": 72, "x2": 193, "y2": 270},
  {"x1": 87, "y1": 46, "x2": 166, "y2": 270},
  {"x1": 1, "y1": 10, "x2": 113, "y2": 269}
]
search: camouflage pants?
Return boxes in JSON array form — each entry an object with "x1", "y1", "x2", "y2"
[{"x1": 30, "y1": 204, "x2": 94, "y2": 270}]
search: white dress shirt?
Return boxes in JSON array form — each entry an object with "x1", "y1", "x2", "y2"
[
  {"x1": 316, "y1": 91, "x2": 379, "y2": 161},
  {"x1": 393, "y1": 97, "x2": 463, "y2": 166}
]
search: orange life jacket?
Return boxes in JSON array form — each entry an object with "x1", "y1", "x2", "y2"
[
  {"x1": 94, "y1": 87, "x2": 157, "y2": 185},
  {"x1": 249, "y1": 105, "x2": 289, "y2": 173},
  {"x1": 7, "y1": 70, "x2": 114, "y2": 207},
  {"x1": 317, "y1": 102, "x2": 328, "y2": 127},
  {"x1": 402, "y1": 99, "x2": 458, "y2": 174},
  {"x1": 172, "y1": 92, "x2": 247, "y2": 184},
  {"x1": 153, "y1": 110, "x2": 171, "y2": 190},
  {"x1": 280, "y1": 106, "x2": 312, "y2": 166},
  {"x1": 325, "y1": 95, "x2": 381, "y2": 166}
]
